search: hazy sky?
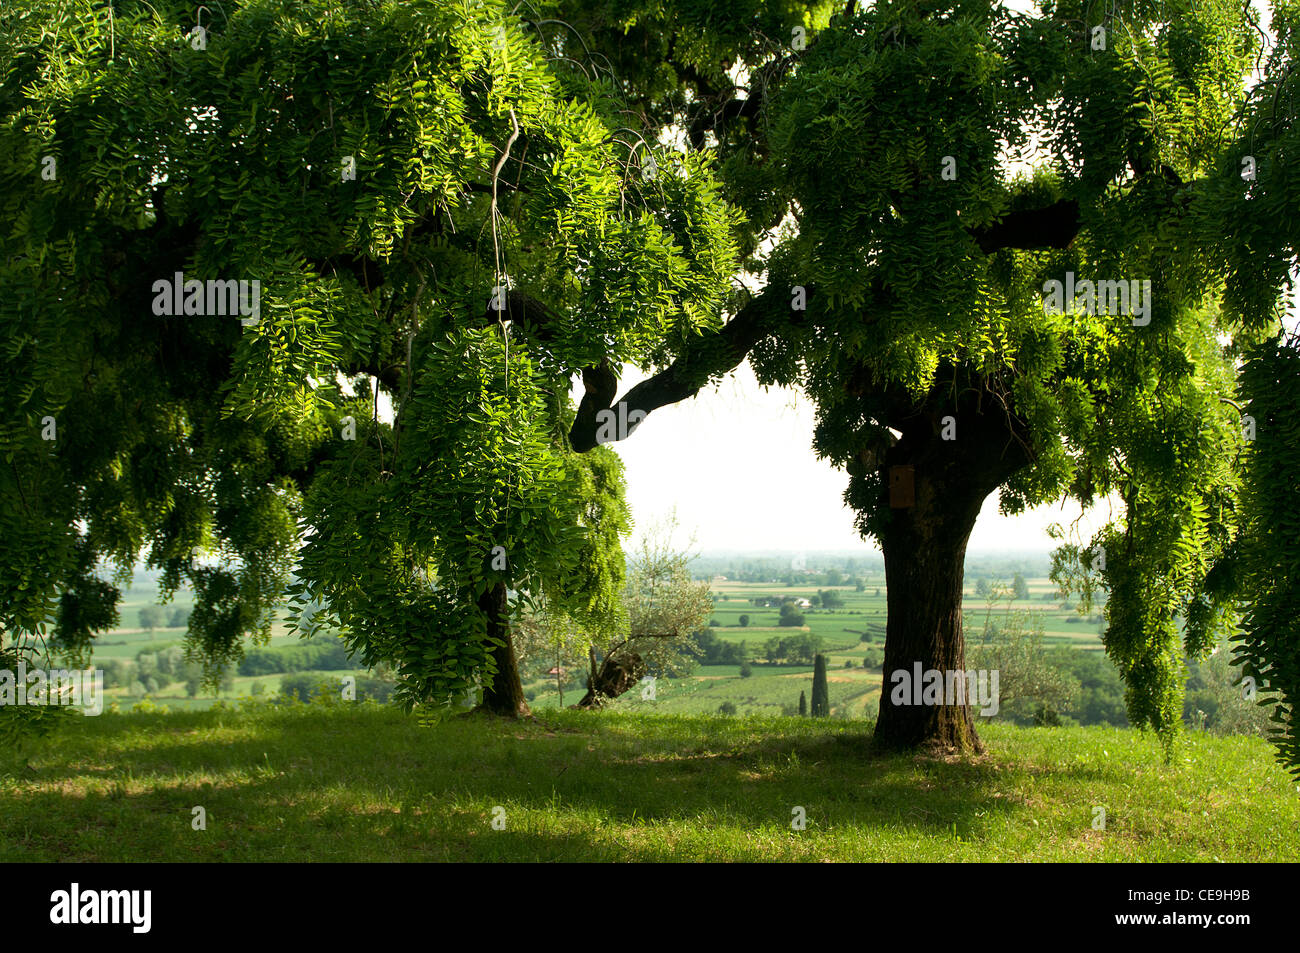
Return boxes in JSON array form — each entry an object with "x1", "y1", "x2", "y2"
[{"x1": 606, "y1": 362, "x2": 1108, "y2": 555}]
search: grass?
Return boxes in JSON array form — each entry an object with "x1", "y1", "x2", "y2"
[{"x1": 3, "y1": 704, "x2": 1297, "y2": 862}]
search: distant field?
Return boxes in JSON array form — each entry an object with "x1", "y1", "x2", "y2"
[
  {"x1": 67, "y1": 571, "x2": 1104, "y2": 716},
  {"x1": 708, "y1": 577, "x2": 1106, "y2": 656}
]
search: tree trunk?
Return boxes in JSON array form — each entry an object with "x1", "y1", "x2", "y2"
[
  {"x1": 875, "y1": 484, "x2": 987, "y2": 752},
  {"x1": 475, "y1": 583, "x2": 531, "y2": 718},
  {"x1": 866, "y1": 372, "x2": 1035, "y2": 754},
  {"x1": 573, "y1": 646, "x2": 646, "y2": 709}
]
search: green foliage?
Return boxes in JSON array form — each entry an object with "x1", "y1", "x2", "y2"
[
  {"x1": 1184, "y1": 643, "x2": 1283, "y2": 738},
  {"x1": 817, "y1": 589, "x2": 844, "y2": 609},
  {"x1": 1046, "y1": 648, "x2": 1128, "y2": 727},
  {"x1": 1232, "y1": 335, "x2": 1300, "y2": 773},
  {"x1": 0, "y1": 647, "x2": 76, "y2": 755},
  {"x1": 278, "y1": 672, "x2": 395, "y2": 704},
  {"x1": 237, "y1": 637, "x2": 355, "y2": 676},
  {"x1": 0, "y1": 0, "x2": 739, "y2": 712},
  {"x1": 968, "y1": 608, "x2": 1079, "y2": 725},
  {"x1": 763, "y1": 632, "x2": 821, "y2": 665},
  {"x1": 1012, "y1": 574, "x2": 1029, "y2": 601},
  {"x1": 692, "y1": 627, "x2": 746, "y2": 665}
]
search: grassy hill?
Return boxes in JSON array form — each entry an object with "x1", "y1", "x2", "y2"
[{"x1": 4, "y1": 704, "x2": 1296, "y2": 862}]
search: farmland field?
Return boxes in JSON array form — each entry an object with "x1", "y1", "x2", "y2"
[{"x1": 79, "y1": 568, "x2": 1106, "y2": 718}]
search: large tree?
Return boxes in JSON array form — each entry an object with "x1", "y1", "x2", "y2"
[
  {"x1": 6, "y1": 0, "x2": 1296, "y2": 773},
  {"x1": 543, "y1": 0, "x2": 1290, "y2": 759},
  {"x1": 0, "y1": 0, "x2": 739, "y2": 717}
]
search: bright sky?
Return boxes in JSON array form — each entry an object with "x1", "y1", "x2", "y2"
[{"x1": 607, "y1": 362, "x2": 1107, "y2": 555}]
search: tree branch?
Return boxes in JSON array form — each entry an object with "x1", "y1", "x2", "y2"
[{"x1": 569, "y1": 290, "x2": 781, "y2": 451}]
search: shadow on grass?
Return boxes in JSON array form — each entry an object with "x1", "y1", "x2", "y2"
[{"x1": 0, "y1": 706, "x2": 1133, "y2": 860}]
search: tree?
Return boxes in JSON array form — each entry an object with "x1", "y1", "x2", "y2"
[
  {"x1": 1194, "y1": 3, "x2": 1300, "y2": 775},
  {"x1": 739, "y1": 660, "x2": 753, "y2": 678},
  {"x1": 810, "y1": 653, "x2": 829, "y2": 717},
  {"x1": 818, "y1": 589, "x2": 844, "y2": 610},
  {"x1": 531, "y1": 0, "x2": 1272, "y2": 759},
  {"x1": 1183, "y1": 643, "x2": 1281, "y2": 738},
  {"x1": 571, "y1": 516, "x2": 713, "y2": 708},
  {"x1": 778, "y1": 604, "x2": 805, "y2": 628},
  {"x1": 1012, "y1": 574, "x2": 1030, "y2": 602},
  {"x1": 692, "y1": 628, "x2": 743, "y2": 666},
  {"x1": 798, "y1": 690, "x2": 807, "y2": 716},
  {"x1": 138, "y1": 607, "x2": 163, "y2": 635},
  {"x1": 967, "y1": 605, "x2": 1079, "y2": 724},
  {"x1": 975, "y1": 578, "x2": 990, "y2": 598},
  {"x1": 0, "y1": 0, "x2": 736, "y2": 721},
  {"x1": 738, "y1": 614, "x2": 750, "y2": 627},
  {"x1": 168, "y1": 607, "x2": 191, "y2": 630},
  {"x1": 9, "y1": 0, "x2": 1296, "y2": 765}
]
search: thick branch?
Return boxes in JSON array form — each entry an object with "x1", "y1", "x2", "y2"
[{"x1": 569, "y1": 291, "x2": 778, "y2": 452}]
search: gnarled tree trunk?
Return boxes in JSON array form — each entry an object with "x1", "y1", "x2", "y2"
[
  {"x1": 574, "y1": 645, "x2": 646, "y2": 709},
  {"x1": 875, "y1": 476, "x2": 988, "y2": 752}
]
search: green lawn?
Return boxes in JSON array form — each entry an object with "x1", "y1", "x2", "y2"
[{"x1": 4, "y1": 705, "x2": 1296, "y2": 862}]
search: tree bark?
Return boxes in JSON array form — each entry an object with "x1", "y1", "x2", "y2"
[
  {"x1": 868, "y1": 371, "x2": 1035, "y2": 753},
  {"x1": 875, "y1": 482, "x2": 987, "y2": 752},
  {"x1": 573, "y1": 647, "x2": 646, "y2": 709},
  {"x1": 475, "y1": 583, "x2": 531, "y2": 718}
]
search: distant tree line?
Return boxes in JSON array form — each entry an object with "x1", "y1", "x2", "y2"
[
  {"x1": 763, "y1": 634, "x2": 822, "y2": 666},
  {"x1": 137, "y1": 606, "x2": 191, "y2": 632},
  {"x1": 278, "y1": 673, "x2": 396, "y2": 704},
  {"x1": 237, "y1": 638, "x2": 355, "y2": 676}
]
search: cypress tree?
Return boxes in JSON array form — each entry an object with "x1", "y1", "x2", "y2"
[
  {"x1": 798, "y1": 690, "x2": 807, "y2": 717},
  {"x1": 811, "y1": 653, "x2": 829, "y2": 717}
]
